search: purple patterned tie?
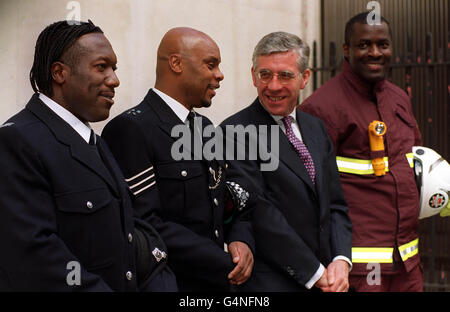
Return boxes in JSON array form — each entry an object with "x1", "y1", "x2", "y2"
[{"x1": 281, "y1": 116, "x2": 316, "y2": 184}]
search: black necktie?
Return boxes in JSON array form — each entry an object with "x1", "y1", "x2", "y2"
[
  {"x1": 89, "y1": 129, "x2": 96, "y2": 146},
  {"x1": 186, "y1": 111, "x2": 202, "y2": 159},
  {"x1": 88, "y1": 129, "x2": 103, "y2": 160},
  {"x1": 186, "y1": 112, "x2": 196, "y2": 133},
  {"x1": 94, "y1": 135, "x2": 121, "y2": 195}
]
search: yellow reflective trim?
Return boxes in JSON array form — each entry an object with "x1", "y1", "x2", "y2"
[
  {"x1": 406, "y1": 153, "x2": 414, "y2": 168},
  {"x1": 440, "y1": 200, "x2": 450, "y2": 217},
  {"x1": 352, "y1": 247, "x2": 393, "y2": 253},
  {"x1": 337, "y1": 167, "x2": 374, "y2": 175},
  {"x1": 351, "y1": 247, "x2": 394, "y2": 263},
  {"x1": 336, "y1": 156, "x2": 386, "y2": 165},
  {"x1": 336, "y1": 156, "x2": 371, "y2": 164},
  {"x1": 398, "y1": 238, "x2": 418, "y2": 252},
  {"x1": 398, "y1": 238, "x2": 419, "y2": 261},
  {"x1": 336, "y1": 156, "x2": 389, "y2": 175},
  {"x1": 352, "y1": 258, "x2": 393, "y2": 264}
]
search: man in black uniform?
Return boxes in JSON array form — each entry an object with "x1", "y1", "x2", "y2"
[
  {"x1": 0, "y1": 20, "x2": 176, "y2": 291},
  {"x1": 102, "y1": 27, "x2": 254, "y2": 291}
]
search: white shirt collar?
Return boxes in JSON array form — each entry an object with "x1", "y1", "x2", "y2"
[
  {"x1": 152, "y1": 87, "x2": 192, "y2": 123},
  {"x1": 270, "y1": 109, "x2": 303, "y2": 141},
  {"x1": 39, "y1": 93, "x2": 92, "y2": 144},
  {"x1": 270, "y1": 109, "x2": 297, "y2": 124}
]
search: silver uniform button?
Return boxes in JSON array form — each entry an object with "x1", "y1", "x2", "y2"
[
  {"x1": 86, "y1": 201, "x2": 93, "y2": 209},
  {"x1": 126, "y1": 271, "x2": 133, "y2": 280},
  {"x1": 181, "y1": 170, "x2": 188, "y2": 177},
  {"x1": 213, "y1": 198, "x2": 219, "y2": 206},
  {"x1": 214, "y1": 229, "x2": 219, "y2": 238},
  {"x1": 286, "y1": 266, "x2": 295, "y2": 276},
  {"x1": 128, "y1": 233, "x2": 133, "y2": 243}
]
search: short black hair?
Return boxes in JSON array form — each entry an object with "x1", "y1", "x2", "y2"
[
  {"x1": 344, "y1": 12, "x2": 392, "y2": 45},
  {"x1": 29, "y1": 20, "x2": 103, "y2": 96}
]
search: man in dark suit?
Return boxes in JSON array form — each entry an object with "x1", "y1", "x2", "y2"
[
  {"x1": 220, "y1": 31, "x2": 352, "y2": 292},
  {"x1": 0, "y1": 20, "x2": 176, "y2": 291},
  {"x1": 102, "y1": 27, "x2": 254, "y2": 291}
]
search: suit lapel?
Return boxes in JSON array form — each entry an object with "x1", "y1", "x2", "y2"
[
  {"x1": 296, "y1": 109, "x2": 322, "y2": 193},
  {"x1": 252, "y1": 99, "x2": 316, "y2": 193},
  {"x1": 26, "y1": 95, "x2": 119, "y2": 195},
  {"x1": 97, "y1": 137, "x2": 128, "y2": 198},
  {"x1": 145, "y1": 89, "x2": 185, "y2": 141},
  {"x1": 277, "y1": 128, "x2": 316, "y2": 193}
]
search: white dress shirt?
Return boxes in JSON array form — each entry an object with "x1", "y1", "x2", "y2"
[
  {"x1": 271, "y1": 109, "x2": 303, "y2": 141},
  {"x1": 39, "y1": 93, "x2": 93, "y2": 144},
  {"x1": 152, "y1": 88, "x2": 191, "y2": 124}
]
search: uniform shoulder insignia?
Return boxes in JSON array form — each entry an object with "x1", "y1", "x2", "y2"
[
  {"x1": 0, "y1": 122, "x2": 14, "y2": 129},
  {"x1": 226, "y1": 181, "x2": 250, "y2": 212},
  {"x1": 125, "y1": 108, "x2": 142, "y2": 116}
]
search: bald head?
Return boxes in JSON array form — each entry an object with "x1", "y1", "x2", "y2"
[
  {"x1": 154, "y1": 27, "x2": 224, "y2": 110},
  {"x1": 157, "y1": 27, "x2": 212, "y2": 61}
]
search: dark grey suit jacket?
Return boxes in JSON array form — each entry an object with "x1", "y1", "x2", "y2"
[{"x1": 220, "y1": 98, "x2": 352, "y2": 291}]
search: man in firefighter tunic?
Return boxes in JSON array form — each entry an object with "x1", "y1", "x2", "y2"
[{"x1": 300, "y1": 12, "x2": 423, "y2": 291}]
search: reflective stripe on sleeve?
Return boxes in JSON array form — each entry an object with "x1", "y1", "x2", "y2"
[{"x1": 398, "y1": 238, "x2": 419, "y2": 261}]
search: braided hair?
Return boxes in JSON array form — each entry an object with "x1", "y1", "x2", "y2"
[{"x1": 29, "y1": 20, "x2": 103, "y2": 96}]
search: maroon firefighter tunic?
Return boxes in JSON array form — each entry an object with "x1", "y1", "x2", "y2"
[{"x1": 300, "y1": 59, "x2": 422, "y2": 275}]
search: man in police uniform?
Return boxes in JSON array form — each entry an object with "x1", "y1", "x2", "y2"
[
  {"x1": 102, "y1": 27, "x2": 254, "y2": 291},
  {"x1": 0, "y1": 20, "x2": 175, "y2": 291}
]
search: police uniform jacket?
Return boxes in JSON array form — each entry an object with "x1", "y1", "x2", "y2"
[
  {"x1": 102, "y1": 89, "x2": 254, "y2": 291},
  {"x1": 0, "y1": 94, "x2": 168, "y2": 291}
]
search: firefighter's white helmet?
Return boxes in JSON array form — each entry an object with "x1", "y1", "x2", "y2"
[{"x1": 413, "y1": 146, "x2": 450, "y2": 219}]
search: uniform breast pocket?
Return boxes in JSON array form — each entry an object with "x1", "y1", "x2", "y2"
[
  {"x1": 54, "y1": 187, "x2": 122, "y2": 268},
  {"x1": 156, "y1": 161, "x2": 206, "y2": 221}
]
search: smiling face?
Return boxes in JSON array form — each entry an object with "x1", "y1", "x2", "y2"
[
  {"x1": 60, "y1": 33, "x2": 120, "y2": 122},
  {"x1": 181, "y1": 37, "x2": 224, "y2": 109},
  {"x1": 252, "y1": 50, "x2": 310, "y2": 116},
  {"x1": 344, "y1": 21, "x2": 392, "y2": 83}
]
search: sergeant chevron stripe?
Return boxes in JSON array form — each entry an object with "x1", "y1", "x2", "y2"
[{"x1": 125, "y1": 166, "x2": 156, "y2": 196}]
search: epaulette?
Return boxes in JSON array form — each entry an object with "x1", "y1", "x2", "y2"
[
  {"x1": 125, "y1": 108, "x2": 142, "y2": 116},
  {"x1": 0, "y1": 122, "x2": 14, "y2": 129}
]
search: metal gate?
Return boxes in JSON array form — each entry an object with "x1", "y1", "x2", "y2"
[{"x1": 311, "y1": 0, "x2": 450, "y2": 291}]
